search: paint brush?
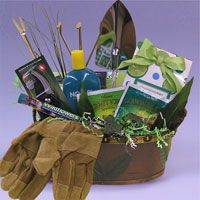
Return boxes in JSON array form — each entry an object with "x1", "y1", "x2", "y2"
[
  {"x1": 57, "y1": 22, "x2": 71, "y2": 55},
  {"x1": 76, "y1": 22, "x2": 83, "y2": 50}
]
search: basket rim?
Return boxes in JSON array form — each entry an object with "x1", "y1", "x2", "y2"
[
  {"x1": 102, "y1": 132, "x2": 174, "y2": 144},
  {"x1": 33, "y1": 110, "x2": 175, "y2": 145}
]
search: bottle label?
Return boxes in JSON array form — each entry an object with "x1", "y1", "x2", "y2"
[{"x1": 70, "y1": 91, "x2": 80, "y2": 99}]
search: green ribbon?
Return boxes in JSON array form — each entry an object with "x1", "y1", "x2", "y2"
[{"x1": 118, "y1": 38, "x2": 185, "y2": 93}]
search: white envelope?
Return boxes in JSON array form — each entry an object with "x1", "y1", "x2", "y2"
[{"x1": 123, "y1": 46, "x2": 192, "y2": 96}]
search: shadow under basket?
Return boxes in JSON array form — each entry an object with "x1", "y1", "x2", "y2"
[{"x1": 93, "y1": 135, "x2": 172, "y2": 185}]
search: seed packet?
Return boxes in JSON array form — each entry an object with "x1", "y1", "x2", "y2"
[
  {"x1": 86, "y1": 87, "x2": 125, "y2": 119},
  {"x1": 114, "y1": 82, "x2": 170, "y2": 127},
  {"x1": 95, "y1": 39, "x2": 113, "y2": 69},
  {"x1": 15, "y1": 55, "x2": 70, "y2": 111}
]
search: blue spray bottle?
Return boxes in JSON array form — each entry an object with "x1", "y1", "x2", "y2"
[{"x1": 63, "y1": 50, "x2": 101, "y2": 113}]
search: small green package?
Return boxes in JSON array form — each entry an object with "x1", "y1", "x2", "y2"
[
  {"x1": 115, "y1": 83, "x2": 170, "y2": 126},
  {"x1": 87, "y1": 87, "x2": 125, "y2": 119}
]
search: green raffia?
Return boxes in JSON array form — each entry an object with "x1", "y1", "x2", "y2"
[
  {"x1": 125, "y1": 133, "x2": 137, "y2": 149},
  {"x1": 81, "y1": 112, "x2": 104, "y2": 138},
  {"x1": 116, "y1": 114, "x2": 175, "y2": 149},
  {"x1": 155, "y1": 127, "x2": 168, "y2": 148},
  {"x1": 47, "y1": 117, "x2": 65, "y2": 123},
  {"x1": 123, "y1": 124, "x2": 175, "y2": 149},
  {"x1": 159, "y1": 144, "x2": 170, "y2": 168}
]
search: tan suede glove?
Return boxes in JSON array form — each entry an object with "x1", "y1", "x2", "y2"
[
  {"x1": 54, "y1": 129, "x2": 103, "y2": 200},
  {"x1": 0, "y1": 117, "x2": 72, "y2": 200},
  {"x1": 0, "y1": 118, "x2": 103, "y2": 200},
  {"x1": 33, "y1": 121, "x2": 103, "y2": 200},
  {"x1": 0, "y1": 121, "x2": 51, "y2": 200}
]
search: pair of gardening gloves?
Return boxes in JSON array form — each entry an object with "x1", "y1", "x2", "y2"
[{"x1": 0, "y1": 117, "x2": 103, "y2": 200}]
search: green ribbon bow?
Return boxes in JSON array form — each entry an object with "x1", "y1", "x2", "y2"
[{"x1": 118, "y1": 38, "x2": 185, "y2": 93}]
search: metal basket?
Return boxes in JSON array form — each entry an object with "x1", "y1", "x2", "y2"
[
  {"x1": 93, "y1": 135, "x2": 172, "y2": 184},
  {"x1": 33, "y1": 109, "x2": 186, "y2": 185}
]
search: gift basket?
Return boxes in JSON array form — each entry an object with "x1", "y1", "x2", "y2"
[{"x1": 0, "y1": 1, "x2": 194, "y2": 199}]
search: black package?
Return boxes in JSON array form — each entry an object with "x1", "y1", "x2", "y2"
[{"x1": 15, "y1": 56, "x2": 71, "y2": 112}]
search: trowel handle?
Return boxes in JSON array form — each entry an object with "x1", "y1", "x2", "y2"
[{"x1": 111, "y1": 47, "x2": 120, "y2": 87}]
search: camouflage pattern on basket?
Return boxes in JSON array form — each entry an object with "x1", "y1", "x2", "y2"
[{"x1": 32, "y1": 108, "x2": 186, "y2": 185}]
